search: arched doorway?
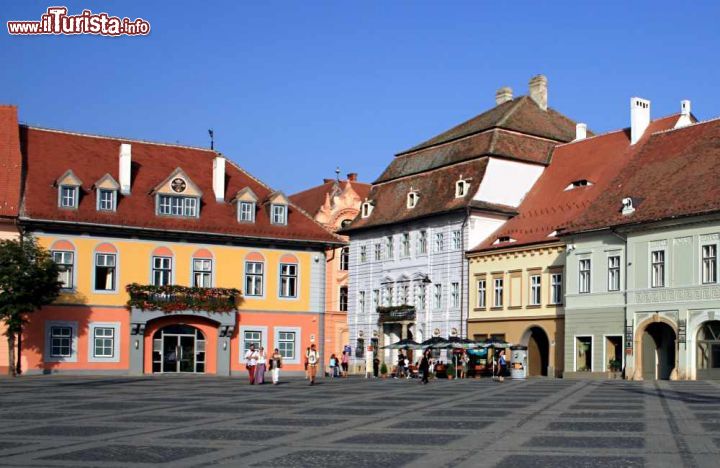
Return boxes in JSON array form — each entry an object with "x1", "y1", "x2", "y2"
[
  {"x1": 526, "y1": 327, "x2": 549, "y2": 377},
  {"x1": 641, "y1": 322, "x2": 676, "y2": 380},
  {"x1": 697, "y1": 321, "x2": 720, "y2": 380},
  {"x1": 152, "y1": 324, "x2": 206, "y2": 373}
]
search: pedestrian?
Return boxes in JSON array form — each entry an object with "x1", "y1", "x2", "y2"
[
  {"x1": 304, "y1": 346, "x2": 310, "y2": 380},
  {"x1": 244, "y1": 344, "x2": 259, "y2": 385},
  {"x1": 419, "y1": 349, "x2": 431, "y2": 384},
  {"x1": 270, "y1": 348, "x2": 283, "y2": 385},
  {"x1": 307, "y1": 343, "x2": 319, "y2": 385},
  {"x1": 373, "y1": 356, "x2": 380, "y2": 378},
  {"x1": 404, "y1": 355, "x2": 410, "y2": 379},
  {"x1": 460, "y1": 352, "x2": 469, "y2": 379},
  {"x1": 329, "y1": 353, "x2": 338, "y2": 378},
  {"x1": 497, "y1": 349, "x2": 507, "y2": 382},
  {"x1": 396, "y1": 352, "x2": 405, "y2": 379},
  {"x1": 341, "y1": 351, "x2": 349, "y2": 377},
  {"x1": 255, "y1": 346, "x2": 267, "y2": 384}
]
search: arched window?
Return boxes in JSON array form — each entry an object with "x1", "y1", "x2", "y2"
[
  {"x1": 94, "y1": 243, "x2": 118, "y2": 292},
  {"x1": 245, "y1": 252, "x2": 265, "y2": 296},
  {"x1": 279, "y1": 254, "x2": 299, "y2": 298},
  {"x1": 192, "y1": 249, "x2": 213, "y2": 288},
  {"x1": 50, "y1": 240, "x2": 76, "y2": 289},
  {"x1": 151, "y1": 246, "x2": 174, "y2": 286}
]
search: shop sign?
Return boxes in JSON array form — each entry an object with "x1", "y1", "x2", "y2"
[
  {"x1": 625, "y1": 325, "x2": 633, "y2": 353},
  {"x1": 678, "y1": 319, "x2": 686, "y2": 344}
]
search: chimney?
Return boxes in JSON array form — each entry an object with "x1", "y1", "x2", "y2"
[
  {"x1": 574, "y1": 123, "x2": 587, "y2": 141},
  {"x1": 630, "y1": 97, "x2": 651, "y2": 145},
  {"x1": 119, "y1": 143, "x2": 132, "y2": 195},
  {"x1": 347, "y1": 172, "x2": 358, "y2": 181},
  {"x1": 675, "y1": 100, "x2": 693, "y2": 129},
  {"x1": 495, "y1": 87, "x2": 513, "y2": 105},
  {"x1": 528, "y1": 75, "x2": 548, "y2": 110},
  {"x1": 212, "y1": 154, "x2": 226, "y2": 202}
]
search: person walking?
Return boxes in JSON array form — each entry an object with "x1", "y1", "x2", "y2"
[
  {"x1": 270, "y1": 348, "x2": 283, "y2": 385},
  {"x1": 255, "y1": 346, "x2": 267, "y2": 384},
  {"x1": 341, "y1": 351, "x2": 349, "y2": 378},
  {"x1": 304, "y1": 346, "x2": 310, "y2": 380},
  {"x1": 329, "y1": 353, "x2": 338, "y2": 379},
  {"x1": 396, "y1": 352, "x2": 405, "y2": 379},
  {"x1": 307, "y1": 343, "x2": 319, "y2": 385},
  {"x1": 373, "y1": 356, "x2": 380, "y2": 378},
  {"x1": 419, "y1": 349, "x2": 431, "y2": 384},
  {"x1": 244, "y1": 344, "x2": 259, "y2": 385},
  {"x1": 497, "y1": 349, "x2": 507, "y2": 382}
]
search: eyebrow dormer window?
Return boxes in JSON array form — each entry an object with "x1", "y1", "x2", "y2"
[
  {"x1": 407, "y1": 191, "x2": 419, "y2": 209},
  {"x1": 97, "y1": 189, "x2": 117, "y2": 212},
  {"x1": 361, "y1": 201, "x2": 374, "y2": 218},
  {"x1": 238, "y1": 201, "x2": 256, "y2": 223},
  {"x1": 59, "y1": 186, "x2": 78, "y2": 209},
  {"x1": 455, "y1": 180, "x2": 469, "y2": 198},
  {"x1": 564, "y1": 179, "x2": 593, "y2": 191},
  {"x1": 271, "y1": 204, "x2": 287, "y2": 225},
  {"x1": 157, "y1": 195, "x2": 198, "y2": 218},
  {"x1": 493, "y1": 236, "x2": 517, "y2": 245}
]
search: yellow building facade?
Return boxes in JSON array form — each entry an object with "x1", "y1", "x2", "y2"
[{"x1": 467, "y1": 243, "x2": 565, "y2": 377}]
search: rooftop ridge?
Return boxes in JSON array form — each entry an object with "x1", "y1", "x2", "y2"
[
  {"x1": 20, "y1": 124, "x2": 217, "y2": 153},
  {"x1": 649, "y1": 113, "x2": 720, "y2": 137}
]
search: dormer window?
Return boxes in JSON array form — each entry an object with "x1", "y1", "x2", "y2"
[
  {"x1": 564, "y1": 179, "x2": 593, "y2": 191},
  {"x1": 158, "y1": 195, "x2": 199, "y2": 217},
  {"x1": 455, "y1": 179, "x2": 469, "y2": 198},
  {"x1": 621, "y1": 197, "x2": 635, "y2": 215},
  {"x1": 239, "y1": 201, "x2": 256, "y2": 222},
  {"x1": 361, "y1": 201, "x2": 374, "y2": 218},
  {"x1": 56, "y1": 170, "x2": 82, "y2": 210},
  {"x1": 493, "y1": 236, "x2": 517, "y2": 245},
  {"x1": 151, "y1": 168, "x2": 202, "y2": 219},
  {"x1": 407, "y1": 190, "x2": 419, "y2": 209},
  {"x1": 93, "y1": 174, "x2": 120, "y2": 212},
  {"x1": 271, "y1": 204, "x2": 287, "y2": 225}
]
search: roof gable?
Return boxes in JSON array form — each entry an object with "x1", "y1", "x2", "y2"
[
  {"x1": 93, "y1": 173, "x2": 120, "y2": 191},
  {"x1": 151, "y1": 167, "x2": 203, "y2": 197},
  {"x1": 56, "y1": 169, "x2": 83, "y2": 187}
]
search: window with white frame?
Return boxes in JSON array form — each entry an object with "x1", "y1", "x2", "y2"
[
  {"x1": 452, "y1": 230, "x2": 461, "y2": 250},
  {"x1": 530, "y1": 275, "x2": 541, "y2": 305},
  {"x1": 372, "y1": 289, "x2": 379, "y2": 309},
  {"x1": 385, "y1": 236, "x2": 394, "y2": 259},
  {"x1": 358, "y1": 291, "x2": 366, "y2": 313},
  {"x1": 579, "y1": 259, "x2": 591, "y2": 294},
  {"x1": 407, "y1": 191, "x2": 418, "y2": 209},
  {"x1": 401, "y1": 233, "x2": 410, "y2": 257},
  {"x1": 271, "y1": 204, "x2": 287, "y2": 225},
  {"x1": 551, "y1": 273, "x2": 563, "y2": 304},
  {"x1": 575, "y1": 336, "x2": 592, "y2": 372},
  {"x1": 59, "y1": 186, "x2": 78, "y2": 208},
  {"x1": 416, "y1": 284, "x2": 426, "y2": 311},
  {"x1": 193, "y1": 259, "x2": 212, "y2": 287},
  {"x1": 418, "y1": 230, "x2": 427, "y2": 255},
  {"x1": 398, "y1": 284, "x2": 409, "y2": 304},
  {"x1": 340, "y1": 247, "x2": 350, "y2": 271},
  {"x1": 703, "y1": 245, "x2": 717, "y2": 284},
  {"x1": 434, "y1": 284, "x2": 442, "y2": 309},
  {"x1": 651, "y1": 250, "x2": 665, "y2": 288},
  {"x1": 158, "y1": 195, "x2": 198, "y2": 217},
  {"x1": 360, "y1": 245, "x2": 367, "y2": 263},
  {"x1": 383, "y1": 285, "x2": 393, "y2": 306},
  {"x1": 477, "y1": 279, "x2": 486, "y2": 308},
  {"x1": 93, "y1": 327, "x2": 114, "y2": 358},
  {"x1": 245, "y1": 261, "x2": 263, "y2": 296},
  {"x1": 97, "y1": 189, "x2": 116, "y2": 211},
  {"x1": 361, "y1": 201, "x2": 373, "y2": 218},
  {"x1": 278, "y1": 331, "x2": 296, "y2": 359},
  {"x1": 374, "y1": 243, "x2": 382, "y2": 261},
  {"x1": 451, "y1": 282, "x2": 460, "y2": 308},
  {"x1": 280, "y1": 263, "x2": 298, "y2": 298},
  {"x1": 94, "y1": 253, "x2": 116, "y2": 291},
  {"x1": 152, "y1": 256, "x2": 172, "y2": 286},
  {"x1": 455, "y1": 180, "x2": 469, "y2": 198},
  {"x1": 435, "y1": 232, "x2": 444, "y2": 252},
  {"x1": 50, "y1": 326, "x2": 73, "y2": 357},
  {"x1": 339, "y1": 286, "x2": 348, "y2": 311},
  {"x1": 608, "y1": 255, "x2": 621, "y2": 291},
  {"x1": 243, "y1": 330, "x2": 262, "y2": 352},
  {"x1": 238, "y1": 201, "x2": 255, "y2": 222},
  {"x1": 493, "y1": 278, "x2": 504, "y2": 307},
  {"x1": 52, "y1": 251, "x2": 74, "y2": 289}
]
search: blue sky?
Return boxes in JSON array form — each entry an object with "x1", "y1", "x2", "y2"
[{"x1": 2, "y1": 1, "x2": 719, "y2": 194}]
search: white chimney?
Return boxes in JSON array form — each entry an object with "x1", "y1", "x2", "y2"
[
  {"x1": 630, "y1": 97, "x2": 650, "y2": 145},
  {"x1": 119, "y1": 143, "x2": 132, "y2": 195},
  {"x1": 213, "y1": 154, "x2": 226, "y2": 202},
  {"x1": 674, "y1": 99, "x2": 692, "y2": 129},
  {"x1": 495, "y1": 87, "x2": 513, "y2": 105},
  {"x1": 575, "y1": 123, "x2": 587, "y2": 141},
  {"x1": 528, "y1": 75, "x2": 548, "y2": 111}
]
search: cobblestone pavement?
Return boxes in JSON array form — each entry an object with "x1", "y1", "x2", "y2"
[{"x1": 1, "y1": 376, "x2": 720, "y2": 467}]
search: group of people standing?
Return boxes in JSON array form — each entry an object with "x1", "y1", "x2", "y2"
[
  {"x1": 244, "y1": 344, "x2": 283, "y2": 385},
  {"x1": 327, "y1": 351, "x2": 350, "y2": 378}
]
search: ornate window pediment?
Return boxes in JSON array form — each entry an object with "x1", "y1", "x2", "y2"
[
  {"x1": 56, "y1": 170, "x2": 83, "y2": 209},
  {"x1": 152, "y1": 168, "x2": 202, "y2": 218}
]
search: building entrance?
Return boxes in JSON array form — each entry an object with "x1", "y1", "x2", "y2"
[
  {"x1": 641, "y1": 322, "x2": 676, "y2": 380},
  {"x1": 697, "y1": 321, "x2": 720, "y2": 380},
  {"x1": 152, "y1": 324, "x2": 206, "y2": 373}
]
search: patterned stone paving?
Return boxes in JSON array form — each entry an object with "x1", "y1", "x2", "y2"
[{"x1": 0, "y1": 376, "x2": 719, "y2": 466}]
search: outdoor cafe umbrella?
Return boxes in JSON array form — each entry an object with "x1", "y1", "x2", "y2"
[
  {"x1": 420, "y1": 336, "x2": 450, "y2": 348},
  {"x1": 381, "y1": 338, "x2": 422, "y2": 350}
]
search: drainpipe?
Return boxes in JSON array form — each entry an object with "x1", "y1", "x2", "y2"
[
  {"x1": 610, "y1": 228, "x2": 629, "y2": 379},
  {"x1": 460, "y1": 206, "x2": 470, "y2": 338}
]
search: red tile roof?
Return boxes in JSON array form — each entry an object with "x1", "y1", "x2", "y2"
[
  {"x1": 562, "y1": 116, "x2": 720, "y2": 234},
  {"x1": 0, "y1": 106, "x2": 22, "y2": 218},
  {"x1": 19, "y1": 126, "x2": 343, "y2": 245},
  {"x1": 469, "y1": 114, "x2": 683, "y2": 252},
  {"x1": 290, "y1": 178, "x2": 371, "y2": 217}
]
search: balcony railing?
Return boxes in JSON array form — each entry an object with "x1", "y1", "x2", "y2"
[
  {"x1": 126, "y1": 283, "x2": 240, "y2": 313},
  {"x1": 377, "y1": 305, "x2": 416, "y2": 323}
]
